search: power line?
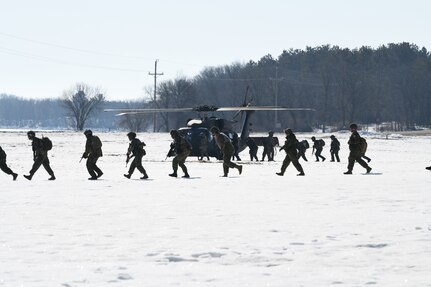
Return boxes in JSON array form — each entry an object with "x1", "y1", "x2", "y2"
[
  {"x1": 0, "y1": 31, "x2": 150, "y2": 60},
  {"x1": 0, "y1": 46, "x2": 147, "y2": 72}
]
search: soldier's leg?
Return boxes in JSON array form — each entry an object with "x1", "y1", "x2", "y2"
[
  {"x1": 29, "y1": 156, "x2": 44, "y2": 176},
  {"x1": 134, "y1": 156, "x2": 146, "y2": 175},
  {"x1": 335, "y1": 151, "x2": 340, "y2": 162},
  {"x1": 42, "y1": 156, "x2": 54, "y2": 177},
  {"x1": 92, "y1": 157, "x2": 103, "y2": 177},
  {"x1": 0, "y1": 160, "x2": 14, "y2": 175},
  {"x1": 318, "y1": 148, "x2": 326, "y2": 161},
  {"x1": 268, "y1": 148, "x2": 274, "y2": 161},
  {"x1": 178, "y1": 155, "x2": 189, "y2": 177},
  {"x1": 86, "y1": 156, "x2": 98, "y2": 178},
  {"x1": 278, "y1": 156, "x2": 290, "y2": 175},
  {"x1": 128, "y1": 158, "x2": 138, "y2": 175},
  {"x1": 172, "y1": 156, "x2": 179, "y2": 173},
  {"x1": 291, "y1": 157, "x2": 304, "y2": 175},
  {"x1": 331, "y1": 152, "x2": 335, "y2": 161},
  {"x1": 356, "y1": 156, "x2": 371, "y2": 171},
  {"x1": 346, "y1": 151, "x2": 356, "y2": 172},
  {"x1": 362, "y1": 155, "x2": 371, "y2": 162}
]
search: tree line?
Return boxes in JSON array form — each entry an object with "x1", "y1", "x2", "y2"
[
  {"x1": 154, "y1": 42, "x2": 431, "y2": 132},
  {"x1": 1, "y1": 43, "x2": 430, "y2": 132}
]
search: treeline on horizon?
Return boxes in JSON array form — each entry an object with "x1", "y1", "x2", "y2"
[{"x1": 1, "y1": 42, "x2": 431, "y2": 132}]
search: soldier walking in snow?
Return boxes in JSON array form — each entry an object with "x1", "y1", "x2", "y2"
[
  {"x1": 276, "y1": 128, "x2": 305, "y2": 176},
  {"x1": 124, "y1": 132, "x2": 148, "y2": 180},
  {"x1": 246, "y1": 137, "x2": 259, "y2": 161},
  {"x1": 344, "y1": 123, "x2": 372, "y2": 175},
  {"x1": 168, "y1": 129, "x2": 191, "y2": 178},
  {"x1": 311, "y1": 136, "x2": 326, "y2": 162},
  {"x1": 198, "y1": 132, "x2": 210, "y2": 161},
  {"x1": 24, "y1": 131, "x2": 56, "y2": 181},
  {"x1": 211, "y1": 126, "x2": 242, "y2": 177},
  {"x1": 0, "y1": 146, "x2": 18, "y2": 180},
  {"x1": 82, "y1": 129, "x2": 103, "y2": 180},
  {"x1": 330, "y1": 135, "x2": 341, "y2": 162},
  {"x1": 261, "y1": 131, "x2": 275, "y2": 161}
]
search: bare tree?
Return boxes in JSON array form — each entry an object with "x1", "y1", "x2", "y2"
[{"x1": 62, "y1": 83, "x2": 106, "y2": 131}]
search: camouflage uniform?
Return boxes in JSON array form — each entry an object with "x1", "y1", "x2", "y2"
[
  {"x1": 311, "y1": 137, "x2": 326, "y2": 162},
  {"x1": 330, "y1": 135, "x2": 340, "y2": 162},
  {"x1": 170, "y1": 130, "x2": 191, "y2": 178},
  {"x1": 211, "y1": 127, "x2": 242, "y2": 177},
  {"x1": 344, "y1": 124, "x2": 372, "y2": 174},
  {"x1": 246, "y1": 137, "x2": 259, "y2": 161},
  {"x1": 277, "y1": 129, "x2": 304, "y2": 176},
  {"x1": 125, "y1": 134, "x2": 148, "y2": 179},
  {"x1": 199, "y1": 133, "x2": 210, "y2": 161},
  {"x1": 261, "y1": 132, "x2": 275, "y2": 161},
  {"x1": 83, "y1": 130, "x2": 103, "y2": 180},
  {"x1": 24, "y1": 131, "x2": 55, "y2": 180}
]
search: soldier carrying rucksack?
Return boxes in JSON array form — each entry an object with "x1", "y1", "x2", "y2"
[
  {"x1": 296, "y1": 139, "x2": 309, "y2": 162},
  {"x1": 124, "y1": 132, "x2": 149, "y2": 180},
  {"x1": 330, "y1": 135, "x2": 341, "y2": 162},
  {"x1": 311, "y1": 136, "x2": 326, "y2": 162},
  {"x1": 24, "y1": 131, "x2": 56, "y2": 181},
  {"x1": 344, "y1": 123, "x2": 372, "y2": 175},
  {"x1": 82, "y1": 129, "x2": 103, "y2": 180},
  {"x1": 168, "y1": 129, "x2": 192, "y2": 178},
  {"x1": 277, "y1": 128, "x2": 305, "y2": 176}
]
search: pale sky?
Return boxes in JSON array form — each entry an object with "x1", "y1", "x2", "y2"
[{"x1": 0, "y1": 0, "x2": 429, "y2": 101}]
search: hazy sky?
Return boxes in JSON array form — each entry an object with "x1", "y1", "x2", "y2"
[{"x1": 0, "y1": 0, "x2": 429, "y2": 101}]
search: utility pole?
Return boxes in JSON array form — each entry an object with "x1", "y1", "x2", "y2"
[{"x1": 148, "y1": 59, "x2": 163, "y2": 132}]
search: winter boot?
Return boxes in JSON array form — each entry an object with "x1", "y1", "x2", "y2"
[
  {"x1": 12, "y1": 173, "x2": 18, "y2": 181},
  {"x1": 48, "y1": 175, "x2": 56, "y2": 180},
  {"x1": 124, "y1": 174, "x2": 131, "y2": 179},
  {"x1": 169, "y1": 172, "x2": 177, "y2": 178},
  {"x1": 24, "y1": 174, "x2": 33, "y2": 181}
]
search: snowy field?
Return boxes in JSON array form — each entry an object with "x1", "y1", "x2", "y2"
[{"x1": 1, "y1": 130, "x2": 431, "y2": 287}]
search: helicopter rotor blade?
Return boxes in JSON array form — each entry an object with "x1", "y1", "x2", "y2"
[
  {"x1": 217, "y1": 106, "x2": 315, "y2": 111},
  {"x1": 105, "y1": 105, "x2": 315, "y2": 116},
  {"x1": 104, "y1": 108, "x2": 195, "y2": 116}
]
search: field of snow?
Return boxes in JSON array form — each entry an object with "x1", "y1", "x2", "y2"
[{"x1": 1, "y1": 130, "x2": 431, "y2": 287}]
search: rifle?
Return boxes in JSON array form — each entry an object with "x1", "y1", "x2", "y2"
[
  {"x1": 165, "y1": 142, "x2": 175, "y2": 160},
  {"x1": 126, "y1": 154, "x2": 134, "y2": 167}
]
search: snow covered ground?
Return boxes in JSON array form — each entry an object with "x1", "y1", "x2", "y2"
[{"x1": 1, "y1": 130, "x2": 431, "y2": 287}]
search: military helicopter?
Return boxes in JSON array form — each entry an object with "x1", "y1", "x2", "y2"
[{"x1": 105, "y1": 102, "x2": 314, "y2": 160}]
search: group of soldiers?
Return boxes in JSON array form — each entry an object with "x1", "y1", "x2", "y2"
[
  {"x1": 0, "y1": 129, "x2": 106, "y2": 181},
  {"x1": 2, "y1": 123, "x2": 429, "y2": 181},
  {"x1": 275, "y1": 123, "x2": 372, "y2": 176},
  {"x1": 0, "y1": 126, "x2": 244, "y2": 181}
]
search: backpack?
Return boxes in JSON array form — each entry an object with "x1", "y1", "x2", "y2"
[
  {"x1": 319, "y1": 139, "x2": 325, "y2": 147},
  {"x1": 41, "y1": 137, "x2": 53, "y2": 151},
  {"x1": 92, "y1": 136, "x2": 102, "y2": 149},
  {"x1": 139, "y1": 141, "x2": 146, "y2": 156},
  {"x1": 296, "y1": 140, "x2": 309, "y2": 150},
  {"x1": 360, "y1": 137, "x2": 368, "y2": 154}
]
